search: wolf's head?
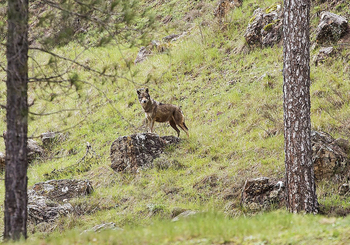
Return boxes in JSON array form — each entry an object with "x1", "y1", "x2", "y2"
[{"x1": 137, "y1": 88, "x2": 151, "y2": 107}]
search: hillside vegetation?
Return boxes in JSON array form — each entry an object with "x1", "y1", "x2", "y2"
[{"x1": 1, "y1": 0, "x2": 350, "y2": 244}]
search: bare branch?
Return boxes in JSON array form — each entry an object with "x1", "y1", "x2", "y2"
[
  {"x1": 29, "y1": 117, "x2": 87, "y2": 139},
  {"x1": 29, "y1": 47, "x2": 133, "y2": 82},
  {"x1": 29, "y1": 108, "x2": 81, "y2": 116}
]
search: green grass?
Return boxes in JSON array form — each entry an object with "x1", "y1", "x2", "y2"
[
  {"x1": 8, "y1": 211, "x2": 350, "y2": 244},
  {"x1": 1, "y1": 0, "x2": 350, "y2": 243}
]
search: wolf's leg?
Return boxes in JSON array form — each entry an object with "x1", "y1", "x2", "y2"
[
  {"x1": 169, "y1": 119, "x2": 180, "y2": 137},
  {"x1": 149, "y1": 119, "x2": 155, "y2": 133},
  {"x1": 174, "y1": 111, "x2": 189, "y2": 137}
]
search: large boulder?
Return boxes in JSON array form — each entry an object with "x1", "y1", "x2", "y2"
[
  {"x1": 311, "y1": 131, "x2": 350, "y2": 182},
  {"x1": 315, "y1": 12, "x2": 349, "y2": 44},
  {"x1": 241, "y1": 177, "x2": 285, "y2": 211},
  {"x1": 28, "y1": 179, "x2": 93, "y2": 224},
  {"x1": 110, "y1": 133, "x2": 180, "y2": 173},
  {"x1": 244, "y1": 5, "x2": 283, "y2": 47}
]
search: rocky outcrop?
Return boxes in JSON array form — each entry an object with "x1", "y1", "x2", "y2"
[
  {"x1": 311, "y1": 131, "x2": 350, "y2": 182},
  {"x1": 315, "y1": 12, "x2": 349, "y2": 44},
  {"x1": 28, "y1": 139, "x2": 45, "y2": 163},
  {"x1": 41, "y1": 132, "x2": 66, "y2": 148},
  {"x1": 31, "y1": 179, "x2": 93, "y2": 201},
  {"x1": 28, "y1": 194, "x2": 74, "y2": 224},
  {"x1": 241, "y1": 177, "x2": 285, "y2": 211},
  {"x1": 244, "y1": 5, "x2": 283, "y2": 47},
  {"x1": 110, "y1": 133, "x2": 180, "y2": 173},
  {"x1": 313, "y1": 47, "x2": 335, "y2": 66},
  {"x1": 28, "y1": 179, "x2": 93, "y2": 224}
]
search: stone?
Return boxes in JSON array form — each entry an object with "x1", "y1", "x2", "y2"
[
  {"x1": 81, "y1": 222, "x2": 123, "y2": 234},
  {"x1": 2, "y1": 131, "x2": 44, "y2": 163},
  {"x1": 339, "y1": 184, "x2": 350, "y2": 196},
  {"x1": 313, "y1": 47, "x2": 335, "y2": 66},
  {"x1": 31, "y1": 179, "x2": 94, "y2": 202},
  {"x1": 28, "y1": 179, "x2": 93, "y2": 224},
  {"x1": 171, "y1": 210, "x2": 198, "y2": 222},
  {"x1": 134, "y1": 46, "x2": 152, "y2": 64},
  {"x1": 27, "y1": 139, "x2": 44, "y2": 163},
  {"x1": 311, "y1": 131, "x2": 350, "y2": 182},
  {"x1": 241, "y1": 177, "x2": 285, "y2": 211},
  {"x1": 110, "y1": 133, "x2": 180, "y2": 173},
  {"x1": 163, "y1": 34, "x2": 180, "y2": 42},
  {"x1": 41, "y1": 132, "x2": 65, "y2": 148},
  {"x1": 315, "y1": 11, "x2": 348, "y2": 44},
  {"x1": 28, "y1": 195, "x2": 74, "y2": 224},
  {"x1": 244, "y1": 5, "x2": 283, "y2": 47}
]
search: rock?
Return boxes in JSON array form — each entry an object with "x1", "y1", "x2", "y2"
[
  {"x1": 313, "y1": 47, "x2": 335, "y2": 66},
  {"x1": 110, "y1": 133, "x2": 180, "y2": 173},
  {"x1": 28, "y1": 195, "x2": 74, "y2": 224},
  {"x1": 3, "y1": 132, "x2": 44, "y2": 163},
  {"x1": 28, "y1": 179, "x2": 93, "y2": 224},
  {"x1": 315, "y1": 11, "x2": 349, "y2": 44},
  {"x1": 81, "y1": 222, "x2": 123, "y2": 234},
  {"x1": 27, "y1": 139, "x2": 44, "y2": 162},
  {"x1": 41, "y1": 132, "x2": 65, "y2": 148},
  {"x1": 339, "y1": 183, "x2": 350, "y2": 196},
  {"x1": 214, "y1": 0, "x2": 235, "y2": 20},
  {"x1": 171, "y1": 210, "x2": 198, "y2": 222},
  {"x1": 31, "y1": 179, "x2": 94, "y2": 202},
  {"x1": 0, "y1": 152, "x2": 4, "y2": 172},
  {"x1": 134, "y1": 40, "x2": 170, "y2": 64},
  {"x1": 163, "y1": 34, "x2": 180, "y2": 42},
  {"x1": 244, "y1": 5, "x2": 283, "y2": 47},
  {"x1": 134, "y1": 46, "x2": 152, "y2": 64},
  {"x1": 241, "y1": 177, "x2": 285, "y2": 211},
  {"x1": 311, "y1": 131, "x2": 350, "y2": 182}
]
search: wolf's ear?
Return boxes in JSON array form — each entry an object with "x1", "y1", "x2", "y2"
[
  {"x1": 145, "y1": 88, "x2": 149, "y2": 93},
  {"x1": 137, "y1": 89, "x2": 141, "y2": 95}
]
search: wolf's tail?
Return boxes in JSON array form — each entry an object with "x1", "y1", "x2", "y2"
[{"x1": 183, "y1": 122, "x2": 188, "y2": 131}]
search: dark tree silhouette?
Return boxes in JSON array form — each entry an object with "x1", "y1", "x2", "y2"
[
  {"x1": 4, "y1": 0, "x2": 29, "y2": 240},
  {"x1": 283, "y1": 0, "x2": 318, "y2": 213}
]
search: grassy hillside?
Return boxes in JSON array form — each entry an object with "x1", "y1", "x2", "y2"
[{"x1": 1, "y1": 0, "x2": 350, "y2": 243}]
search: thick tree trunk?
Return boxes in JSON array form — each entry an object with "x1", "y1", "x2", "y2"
[
  {"x1": 4, "y1": 0, "x2": 29, "y2": 240},
  {"x1": 283, "y1": 0, "x2": 318, "y2": 213}
]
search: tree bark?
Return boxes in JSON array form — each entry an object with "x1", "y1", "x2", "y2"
[
  {"x1": 4, "y1": 0, "x2": 29, "y2": 240},
  {"x1": 283, "y1": 0, "x2": 318, "y2": 213}
]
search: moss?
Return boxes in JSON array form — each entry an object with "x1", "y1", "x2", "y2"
[
  {"x1": 265, "y1": 4, "x2": 278, "y2": 14},
  {"x1": 263, "y1": 23, "x2": 274, "y2": 32},
  {"x1": 249, "y1": 15, "x2": 256, "y2": 24}
]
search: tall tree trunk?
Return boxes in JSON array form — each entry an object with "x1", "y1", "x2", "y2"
[
  {"x1": 4, "y1": 0, "x2": 29, "y2": 240},
  {"x1": 283, "y1": 0, "x2": 318, "y2": 213}
]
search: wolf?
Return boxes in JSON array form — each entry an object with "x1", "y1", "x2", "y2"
[{"x1": 137, "y1": 88, "x2": 189, "y2": 137}]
